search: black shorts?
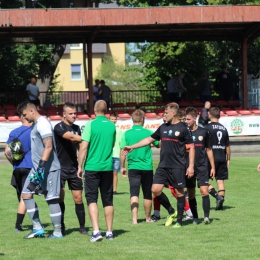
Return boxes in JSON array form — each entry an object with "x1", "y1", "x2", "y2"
[
  {"x1": 128, "y1": 169, "x2": 153, "y2": 200},
  {"x1": 186, "y1": 175, "x2": 196, "y2": 189},
  {"x1": 60, "y1": 168, "x2": 83, "y2": 190},
  {"x1": 195, "y1": 171, "x2": 210, "y2": 187},
  {"x1": 153, "y1": 167, "x2": 186, "y2": 188},
  {"x1": 84, "y1": 171, "x2": 113, "y2": 207},
  {"x1": 11, "y1": 168, "x2": 31, "y2": 201},
  {"x1": 215, "y1": 162, "x2": 228, "y2": 180}
]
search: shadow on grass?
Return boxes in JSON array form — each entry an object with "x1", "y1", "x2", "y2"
[
  {"x1": 64, "y1": 228, "x2": 129, "y2": 238},
  {"x1": 113, "y1": 192, "x2": 129, "y2": 195},
  {"x1": 210, "y1": 205, "x2": 235, "y2": 210},
  {"x1": 113, "y1": 229, "x2": 130, "y2": 238}
]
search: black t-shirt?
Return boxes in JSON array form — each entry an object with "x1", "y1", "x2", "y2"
[
  {"x1": 204, "y1": 122, "x2": 229, "y2": 162},
  {"x1": 54, "y1": 121, "x2": 81, "y2": 169},
  {"x1": 192, "y1": 126, "x2": 211, "y2": 172},
  {"x1": 151, "y1": 122, "x2": 193, "y2": 169}
]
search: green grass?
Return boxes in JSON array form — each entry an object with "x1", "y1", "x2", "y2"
[{"x1": 0, "y1": 158, "x2": 260, "y2": 260}]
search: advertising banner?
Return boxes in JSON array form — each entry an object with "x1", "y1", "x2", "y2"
[{"x1": 0, "y1": 116, "x2": 259, "y2": 142}]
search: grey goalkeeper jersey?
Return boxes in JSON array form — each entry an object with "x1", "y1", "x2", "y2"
[{"x1": 30, "y1": 116, "x2": 60, "y2": 173}]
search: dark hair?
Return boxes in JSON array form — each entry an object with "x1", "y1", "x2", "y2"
[
  {"x1": 110, "y1": 113, "x2": 117, "y2": 118},
  {"x1": 176, "y1": 109, "x2": 185, "y2": 119},
  {"x1": 17, "y1": 101, "x2": 35, "y2": 115},
  {"x1": 63, "y1": 102, "x2": 76, "y2": 112},
  {"x1": 185, "y1": 107, "x2": 198, "y2": 118},
  {"x1": 100, "y1": 80, "x2": 105, "y2": 84},
  {"x1": 209, "y1": 107, "x2": 220, "y2": 119}
]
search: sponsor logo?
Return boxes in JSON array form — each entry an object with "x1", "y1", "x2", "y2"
[
  {"x1": 168, "y1": 130, "x2": 173, "y2": 136},
  {"x1": 198, "y1": 136, "x2": 203, "y2": 141},
  {"x1": 230, "y1": 119, "x2": 243, "y2": 135},
  {"x1": 175, "y1": 131, "x2": 180, "y2": 136},
  {"x1": 192, "y1": 136, "x2": 196, "y2": 141}
]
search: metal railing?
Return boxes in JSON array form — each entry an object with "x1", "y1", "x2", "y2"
[
  {"x1": 111, "y1": 89, "x2": 162, "y2": 104},
  {"x1": 0, "y1": 89, "x2": 162, "y2": 108}
]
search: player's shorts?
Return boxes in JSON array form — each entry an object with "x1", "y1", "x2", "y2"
[
  {"x1": 84, "y1": 171, "x2": 113, "y2": 207},
  {"x1": 195, "y1": 170, "x2": 210, "y2": 187},
  {"x1": 153, "y1": 167, "x2": 186, "y2": 188},
  {"x1": 22, "y1": 169, "x2": 61, "y2": 201},
  {"x1": 215, "y1": 162, "x2": 228, "y2": 180},
  {"x1": 113, "y1": 158, "x2": 120, "y2": 172},
  {"x1": 60, "y1": 168, "x2": 83, "y2": 190},
  {"x1": 11, "y1": 168, "x2": 31, "y2": 201},
  {"x1": 128, "y1": 169, "x2": 153, "y2": 199},
  {"x1": 186, "y1": 175, "x2": 196, "y2": 188}
]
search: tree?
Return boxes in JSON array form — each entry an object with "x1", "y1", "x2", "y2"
[{"x1": 95, "y1": 55, "x2": 142, "y2": 91}]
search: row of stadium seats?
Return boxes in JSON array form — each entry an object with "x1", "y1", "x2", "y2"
[{"x1": 1, "y1": 108, "x2": 260, "y2": 122}]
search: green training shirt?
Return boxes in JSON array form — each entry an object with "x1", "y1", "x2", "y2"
[
  {"x1": 120, "y1": 125, "x2": 158, "y2": 170},
  {"x1": 113, "y1": 126, "x2": 123, "y2": 158},
  {"x1": 82, "y1": 115, "x2": 116, "y2": 171}
]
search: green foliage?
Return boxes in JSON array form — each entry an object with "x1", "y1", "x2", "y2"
[
  {"x1": 95, "y1": 55, "x2": 142, "y2": 90},
  {"x1": 0, "y1": 44, "x2": 54, "y2": 91}
]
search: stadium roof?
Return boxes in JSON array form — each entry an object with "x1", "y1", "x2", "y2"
[{"x1": 0, "y1": 5, "x2": 260, "y2": 44}]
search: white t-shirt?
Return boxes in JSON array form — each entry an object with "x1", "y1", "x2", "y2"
[{"x1": 26, "y1": 84, "x2": 39, "y2": 100}]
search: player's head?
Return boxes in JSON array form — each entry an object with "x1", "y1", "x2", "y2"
[
  {"x1": 176, "y1": 109, "x2": 186, "y2": 123},
  {"x1": 100, "y1": 80, "x2": 105, "y2": 85},
  {"x1": 132, "y1": 109, "x2": 145, "y2": 125},
  {"x1": 205, "y1": 101, "x2": 211, "y2": 109},
  {"x1": 164, "y1": 102, "x2": 179, "y2": 123},
  {"x1": 63, "y1": 102, "x2": 77, "y2": 125},
  {"x1": 185, "y1": 107, "x2": 198, "y2": 128},
  {"x1": 209, "y1": 107, "x2": 220, "y2": 120},
  {"x1": 94, "y1": 100, "x2": 107, "y2": 114},
  {"x1": 109, "y1": 113, "x2": 117, "y2": 124},
  {"x1": 95, "y1": 79, "x2": 100, "y2": 86},
  {"x1": 17, "y1": 101, "x2": 38, "y2": 123}
]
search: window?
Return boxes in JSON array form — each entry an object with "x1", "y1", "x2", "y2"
[
  {"x1": 70, "y1": 43, "x2": 83, "y2": 49},
  {"x1": 71, "y1": 64, "x2": 82, "y2": 80}
]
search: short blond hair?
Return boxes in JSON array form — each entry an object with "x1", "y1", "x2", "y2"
[{"x1": 132, "y1": 109, "x2": 145, "y2": 123}]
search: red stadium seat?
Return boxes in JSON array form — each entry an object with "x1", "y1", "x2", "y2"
[
  {"x1": 228, "y1": 100, "x2": 240, "y2": 107},
  {"x1": 251, "y1": 110, "x2": 260, "y2": 115},
  {"x1": 8, "y1": 116, "x2": 20, "y2": 121},
  {"x1": 209, "y1": 100, "x2": 218, "y2": 106},
  {"x1": 90, "y1": 114, "x2": 96, "y2": 119},
  {"x1": 238, "y1": 110, "x2": 252, "y2": 115},
  {"x1": 111, "y1": 110, "x2": 125, "y2": 114},
  {"x1": 220, "y1": 111, "x2": 226, "y2": 116},
  {"x1": 77, "y1": 114, "x2": 90, "y2": 119},
  {"x1": 125, "y1": 102, "x2": 138, "y2": 107},
  {"x1": 154, "y1": 108, "x2": 165, "y2": 114},
  {"x1": 158, "y1": 113, "x2": 164, "y2": 118},
  {"x1": 49, "y1": 115, "x2": 62, "y2": 120},
  {"x1": 225, "y1": 110, "x2": 239, "y2": 116},
  {"x1": 221, "y1": 108, "x2": 232, "y2": 113},
  {"x1": 191, "y1": 101, "x2": 204, "y2": 107},
  {"x1": 118, "y1": 113, "x2": 131, "y2": 119},
  {"x1": 0, "y1": 116, "x2": 6, "y2": 122},
  {"x1": 145, "y1": 113, "x2": 158, "y2": 118},
  {"x1": 111, "y1": 103, "x2": 125, "y2": 108},
  {"x1": 153, "y1": 101, "x2": 165, "y2": 107},
  {"x1": 127, "y1": 109, "x2": 136, "y2": 115},
  {"x1": 217, "y1": 100, "x2": 229, "y2": 107},
  {"x1": 179, "y1": 101, "x2": 191, "y2": 107},
  {"x1": 4, "y1": 104, "x2": 16, "y2": 109},
  {"x1": 105, "y1": 114, "x2": 110, "y2": 119}
]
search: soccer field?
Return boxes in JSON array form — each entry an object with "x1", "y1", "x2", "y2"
[{"x1": 0, "y1": 157, "x2": 260, "y2": 260}]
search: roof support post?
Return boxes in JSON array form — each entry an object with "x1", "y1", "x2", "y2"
[
  {"x1": 82, "y1": 39, "x2": 89, "y2": 112},
  {"x1": 87, "y1": 41, "x2": 93, "y2": 111},
  {"x1": 241, "y1": 38, "x2": 248, "y2": 109}
]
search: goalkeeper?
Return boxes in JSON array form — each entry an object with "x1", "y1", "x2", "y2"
[{"x1": 18, "y1": 101, "x2": 62, "y2": 239}]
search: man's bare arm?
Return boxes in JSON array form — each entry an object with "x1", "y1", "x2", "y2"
[
  {"x1": 62, "y1": 132, "x2": 82, "y2": 143},
  {"x1": 42, "y1": 136, "x2": 53, "y2": 161},
  {"x1": 4, "y1": 144, "x2": 13, "y2": 165}
]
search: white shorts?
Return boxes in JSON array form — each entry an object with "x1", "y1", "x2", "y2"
[{"x1": 22, "y1": 169, "x2": 61, "y2": 201}]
